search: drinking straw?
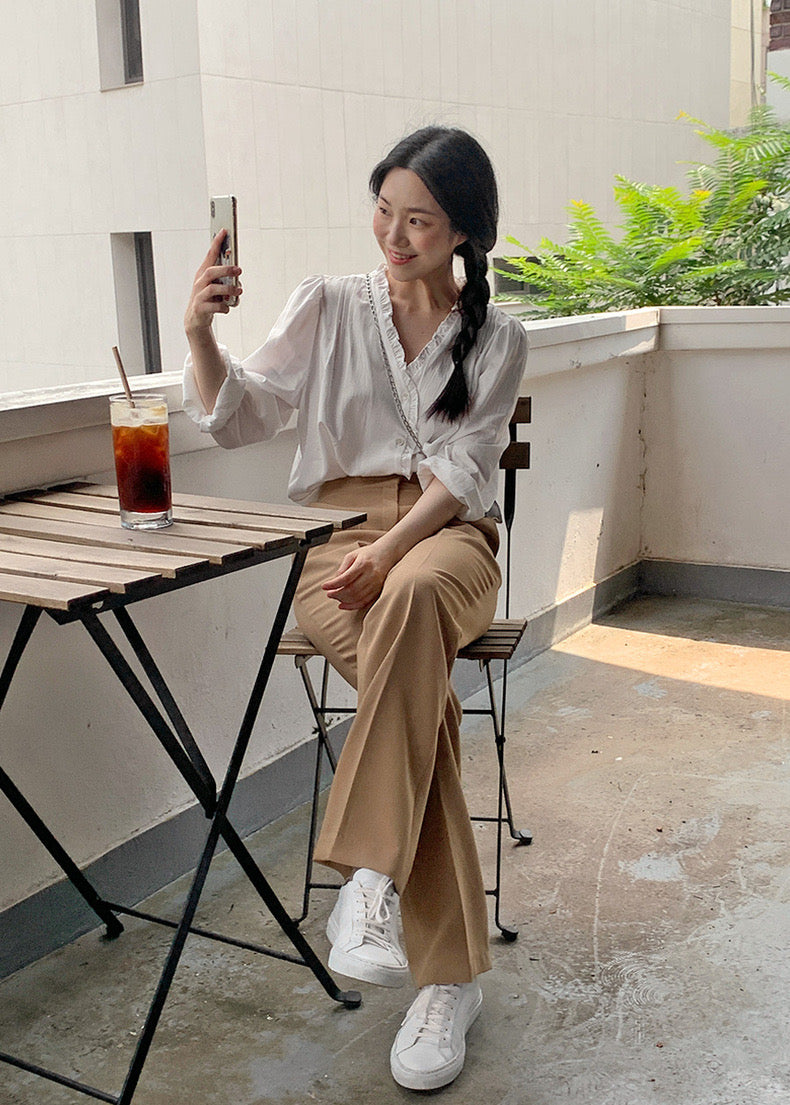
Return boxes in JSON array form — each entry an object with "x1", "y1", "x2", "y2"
[{"x1": 112, "y1": 346, "x2": 135, "y2": 408}]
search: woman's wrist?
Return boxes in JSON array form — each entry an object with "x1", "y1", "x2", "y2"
[
  {"x1": 368, "y1": 534, "x2": 399, "y2": 572},
  {"x1": 185, "y1": 318, "x2": 218, "y2": 348}
]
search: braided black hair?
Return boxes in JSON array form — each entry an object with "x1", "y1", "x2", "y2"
[{"x1": 369, "y1": 127, "x2": 499, "y2": 422}]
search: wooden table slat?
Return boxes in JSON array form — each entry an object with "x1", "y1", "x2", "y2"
[
  {"x1": 0, "y1": 485, "x2": 366, "y2": 608},
  {"x1": 0, "y1": 532, "x2": 204, "y2": 579},
  {"x1": 65, "y1": 484, "x2": 367, "y2": 531},
  {"x1": 0, "y1": 550, "x2": 158, "y2": 594},
  {"x1": 22, "y1": 491, "x2": 331, "y2": 542},
  {"x1": 0, "y1": 571, "x2": 109, "y2": 611},
  {"x1": 0, "y1": 514, "x2": 249, "y2": 565},
  {"x1": 0, "y1": 502, "x2": 298, "y2": 553}
]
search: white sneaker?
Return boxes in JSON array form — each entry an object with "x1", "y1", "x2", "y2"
[
  {"x1": 390, "y1": 981, "x2": 483, "y2": 1091},
  {"x1": 326, "y1": 868, "x2": 409, "y2": 987}
]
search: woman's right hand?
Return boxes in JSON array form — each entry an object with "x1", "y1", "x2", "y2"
[{"x1": 184, "y1": 230, "x2": 243, "y2": 338}]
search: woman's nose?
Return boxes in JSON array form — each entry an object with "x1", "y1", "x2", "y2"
[{"x1": 387, "y1": 218, "x2": 409, "y2": 246}]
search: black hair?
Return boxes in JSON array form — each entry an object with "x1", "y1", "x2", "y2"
[{"x1": 369, "y1": 126, "x2": 499, "y2": 422}]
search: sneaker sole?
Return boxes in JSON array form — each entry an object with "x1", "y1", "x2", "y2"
[
  {"x1": 389, "y1": 993, "x2": 483, "y2": 1091},
  {"x1": 327, "y1": 908, "x2": 409, "y2": 987},
  {"x1": 328, "y1": 943, "x2": 409, "y2": 988}
]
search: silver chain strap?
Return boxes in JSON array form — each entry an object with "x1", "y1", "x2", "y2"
[{"x1": 365, "y1": 273, "x2": 424, "y2": 454}]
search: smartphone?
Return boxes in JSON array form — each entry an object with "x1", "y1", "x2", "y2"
[{"x1": 209, "y1": 195, "x2": 239, "y2": 306}]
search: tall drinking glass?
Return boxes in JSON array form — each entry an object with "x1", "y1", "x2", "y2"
[{"x1": 109, "y1": 394, "x2": 173, "y2": 530}]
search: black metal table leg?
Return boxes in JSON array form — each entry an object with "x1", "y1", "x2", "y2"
[
  {"x1": 0, "y1": 605, "x2": 40, "y2": 707},
  {"x1": 111, "y1": 608, "x2": 216, "y2": 802},
  {"x1": 190, "y1": 545, "x2": 360, "y2": 1005},
  {"x1": 0, "y1": 606, "x2": 123, "y2": 939},
  {"x1": 115, "y1": 804, "x2": 225, "y2": 1104},
  {"x1": 0, "y1": 1050, "x2": 119, "y2": 1102},
  {"x1": 0, "y1": 542, "x2": 359, "y2": 1105},
  {"x1": 82, "y1": 548, "x2": 359, "y2": 992},
  {"x1": 112, "y1": 546, "x2": 360, "y2": 1104},
  {"x1": 80, "y1": 612, "x2": 217, "y2": 807},
  {"x1": 0, "y1": 764, "x2": 124, "y2": 941}
]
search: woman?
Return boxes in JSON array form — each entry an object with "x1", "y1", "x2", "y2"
[{"x1": 184, "y1": 126, "x2": 528, "y2": 1092}]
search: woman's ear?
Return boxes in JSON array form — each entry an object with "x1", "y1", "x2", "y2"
[{"x1": 452, "y1": 232, "x2": 468, "y2": 252}]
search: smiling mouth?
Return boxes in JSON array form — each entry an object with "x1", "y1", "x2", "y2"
[{"x1": 389, "y1": 250, "x2": 417, "y2": 264}]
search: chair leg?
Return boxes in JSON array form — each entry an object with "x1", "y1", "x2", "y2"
[
  {"x1": 499, "y1": 756, "x2": 532, "y2": 845},
  {"x1": 293, "y1": 649, "x2": 531, "y2": 937},
  {"x1": 480, "y1": 659, "x2": 532, "y2": 940},
  {"x1": 293, "y1": 656, "x2": 342, "y2": 923},
  {"x1": 489, "y1": 659, "x2": 532, "y2": 845},
  {"x1": 493, "y1": 731, "x2": 518, "y2": 942}
]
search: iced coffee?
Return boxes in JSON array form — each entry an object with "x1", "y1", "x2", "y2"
[{"x1": 110, "y1": 395, "x2": 173, "y2": 529}]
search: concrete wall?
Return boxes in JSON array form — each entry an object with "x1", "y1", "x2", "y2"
[
  {"x1": 642, "y1": 307, "x2": 790, "y2": 571},
  {"x1": 502, "y1": 310, "x2": 656, "y2": 622},
  {"x1": 0, "y1": 1, "x2": 207, "y2": 391},
  {"x1": 730, "y1": 0, "x2": 768, "y2": 125},
  {"x1": 1, "y1": 0, "x2": 733, "y2": 392},
  {"x1": 766, "y1": 42, "x2": 790, "y2": 115},
  {"x1": 200, "y1": 0, "x2": 732, "y2": 366}
]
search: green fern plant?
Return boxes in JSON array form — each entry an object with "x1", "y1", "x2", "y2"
[{"x1": 500, "y1": 75, "x2": 790, "y2": 316}]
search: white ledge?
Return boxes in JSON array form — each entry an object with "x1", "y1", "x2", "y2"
[
  {"x1": 658, "y1": 305, "x2": 790, "y2": 350},
  {"x1": 0, "y1": 372, "x2": 185, "y2": 444},
  {"x1": 519, "y1": 307, "x2": 660, "y2": 377}
]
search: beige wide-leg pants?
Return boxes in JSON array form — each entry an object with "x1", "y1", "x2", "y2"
[{"x1": 293, "y1": 474, "x2": 501, "y2": 987}]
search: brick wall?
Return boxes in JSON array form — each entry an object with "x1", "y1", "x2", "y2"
[{"x1": 770, "y1": 0, "x2": 790, "y2": 51}]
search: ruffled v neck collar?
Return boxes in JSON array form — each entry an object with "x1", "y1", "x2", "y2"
[{"x1": 369, "y1": 264, "x2": 461, "y2": 372}]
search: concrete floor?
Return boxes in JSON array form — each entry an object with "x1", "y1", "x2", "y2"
[{"x1": 2, "y1": 595, "x2": 789, "y2": 1105}]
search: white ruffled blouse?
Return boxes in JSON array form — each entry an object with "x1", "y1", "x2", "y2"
[{"x1": 183, "y1": 265, "x2": 528, "y2": 521}]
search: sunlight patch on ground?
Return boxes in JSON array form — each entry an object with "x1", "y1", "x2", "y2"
[{"x1": 554, "y1": 624, "x2": 790, "y2": 702}]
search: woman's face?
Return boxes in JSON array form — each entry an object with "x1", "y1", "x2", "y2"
[{"x1": 373, "y1": 168, "x2": 466, "y2": 285}]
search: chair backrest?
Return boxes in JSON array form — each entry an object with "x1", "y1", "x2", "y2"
[
  {"x1": 500, "y1": 396, "x2": 531, "y2": 617},
  {"x1": 500, "y1": 396, "x2": 532, "y2": 474}
]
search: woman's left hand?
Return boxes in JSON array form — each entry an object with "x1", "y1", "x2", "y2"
[{"x1": 321, "y1": 542, "x2": 395, "y2": 610}]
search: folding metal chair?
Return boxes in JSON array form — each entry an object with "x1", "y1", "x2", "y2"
[{"x1": 278, "y1": 397, "x2": 533, "y2": 940}]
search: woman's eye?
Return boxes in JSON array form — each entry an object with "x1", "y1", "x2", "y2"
[{"x1": 410, "y1": 217, "x2": 425, "y2": 227}]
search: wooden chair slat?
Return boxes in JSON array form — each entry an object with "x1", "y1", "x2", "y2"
[
  {"x1": 511, "y1": 396, "x2": 532, "y2": 424},
  {"x1": 499, "y1": 442, "x2": 531, "y2": 471},
  {"x1": 278, "y1": 630, "x2": 321, "y2": 657},
  {"x1": 459, "y1": 644, "x2": 521, "y2": 654},
  {"x1": 460, "y1": 639, "x2": 522, "y2": 651},
  {"x1": 277, "y1": 619, "x2": 527, "y2": 661}
]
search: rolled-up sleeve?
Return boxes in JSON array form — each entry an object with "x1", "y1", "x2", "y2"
[
  {"x1": 417, "y1": 317, "x2": 528, "y2": 520},
  {"x1": 182, "y1": 275, "x2": 324, "y2": 449}
]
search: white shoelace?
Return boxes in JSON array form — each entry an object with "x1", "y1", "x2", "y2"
[
  {"x1": 356, "y1": 879, "x2": 397, "y2": 951},
  {"x1": 413, "y1": 985, "x2": 459, "y2": 1042}
]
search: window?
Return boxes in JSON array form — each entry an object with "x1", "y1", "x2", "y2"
[
  {"x1": 493, "y1": 257, "x2": 542, "y2": 298},
  {"x1": 96, "y1": 0, "x2": 143, "y2": 90},
  {"x1": 121, "y1": 0, "x2": 143, "y2": 84},
  {"x1": 111, "y1": 232, "x2": 162, "y2": 375}
]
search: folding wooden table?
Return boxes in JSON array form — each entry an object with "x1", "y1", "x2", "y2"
[{"x1": 0, "y1": 484, "x2": 366, "y2": 1104}]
